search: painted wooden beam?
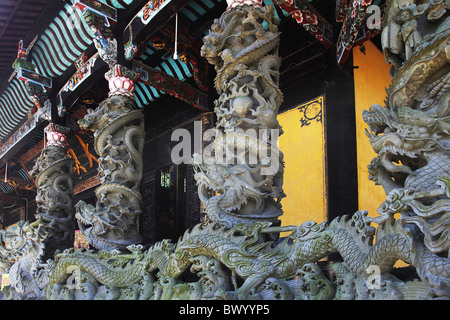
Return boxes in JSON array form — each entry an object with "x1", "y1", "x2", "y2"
[
  {"x1": 56, "y1": 52, "x2": 108, "y2": 117},
  {"x1": 133, "y1": 60, "x2": 208, "y2": 110},
  {"x1": 272, "y1": 0, "x2": 334, "y2": 48},
  {"x1": 335, "y1": 0, "x2": 378, "y2": 64}
]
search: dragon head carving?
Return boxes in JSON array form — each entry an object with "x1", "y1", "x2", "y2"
[
  {"x1": 363, "y1": 103, "x2": 450, "y2": 194},
  {"x1": 200, "y1": 5, "x2": 279, "y2": 72},
  {"x1": 0, "y1": 218, "x2": 51, "y2": 263},
  {"x1": 194, "y1": 155, "x2": 265, "y2": 206},
  {"x1": 78, "y1": 95, "x2": 135, "y2": 133},
  {"x1": 192, "y1": 154, "x2": 283, "y2": 226},
  {"x1": 75, "y1": 184, "x2": 143, "y2": 251}
]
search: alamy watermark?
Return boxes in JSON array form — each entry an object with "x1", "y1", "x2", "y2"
[
  {"x1": 366, "y1": 265, "x2": 381, "y2": 290},
  {"x1": 66, "y1": 265, "x2": 81, "y2": 290},
  {"x1": 366, "y1": 5, "x2": 382, "y2": 30},
  {"x1": 171, "y1": 121, "x2": 281, "y2": 175}
]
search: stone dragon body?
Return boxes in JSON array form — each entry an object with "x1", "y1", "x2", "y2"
[
  {"x1": 195, "y1": 4, "x2": 285, "y2": 228},
  {"x1": 41, "y1": 209, "x2": 449, "y2": 299},
  {"x1": 29, "y1": 124, "x2": 75, "y2": 258}
]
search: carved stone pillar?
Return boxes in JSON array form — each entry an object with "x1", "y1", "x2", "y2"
[
  {"x1": 363, "y1": 0, "x2": 450, "y2": 255},
  {"x1": 71, "y1": 3, "x2": 143, "y2": 251},
  {"x1": 30, "y1": 123, "x2": 74, "y2": 258},
  {"x1": 193, "y1": 0, "x2": 285, "y2": 227},
  {"x1": 76, "y1": 64, "x2": 143, "y2": 251},
  {"x1": 361, "y1": 0, "x2": 450, "y2": 292}
]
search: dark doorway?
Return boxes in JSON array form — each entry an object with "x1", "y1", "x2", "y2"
[{"x1": 155, "y1": 164, "x2": 187, "y2": 242}]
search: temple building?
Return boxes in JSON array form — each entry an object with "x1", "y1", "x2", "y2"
[{"x1": 0, "y1": 0, "x2": 448, "y2": 300}]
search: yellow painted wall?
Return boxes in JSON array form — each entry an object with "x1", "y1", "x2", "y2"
[
  {"x1": 278, "y1": 42, "x2": 391, "y2": 228},
  {"x1": 277, "y1": 96, "x2": 327, "y2": 233},
  {"x1": 353, "y1": 42, "x2": 391, "y2": 217},
  {"x1": 277, "y1": 44, "x2": 407, "y2": 267}
]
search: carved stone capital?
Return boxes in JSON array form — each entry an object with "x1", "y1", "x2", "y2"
[
  {"x1": 105, "y1": 64, "x2": 140, "y2": 99},
  {"x1": 44, "y1": 123, "x2": 70, "y2": 149}
]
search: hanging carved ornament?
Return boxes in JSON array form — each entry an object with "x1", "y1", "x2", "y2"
[
  {"x1": 74, "y1": 1, "x2": 117, "y2": 67},
  {"x1": 11, "y1": 40, "x2": 52, "y2": 108}
]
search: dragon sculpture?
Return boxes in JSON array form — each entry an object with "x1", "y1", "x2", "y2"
[
  {"x1": 193, "y1": 154, "x2": 284, "y2": 227},
  {"x1": 32, "y1": 209, "x2": 448, "y2": 300},
  {"x1": 0, "y1": 123, "x2": 74, "y2": 299},
  {"x1": 0, "y1": 218, "x2": 52, "y2": 299},
  {"x1": 364, "y1": 0, "x2": 450, "y2": 258},
  {"x1": 75, "y1": 65, "x2": 144, "y2": 251},
  {"x1": 72, "y1": 7, "x2": 143, "y2": 251},
  {"x1": 1, "y1": 0, "x2": 449, "y2": 300},
  {"x1": 195, "y1": 2, "x2": 285, "y2": 227},
  {"x1": 29, "y1": 123, "x2": 75, "y2": 259}
]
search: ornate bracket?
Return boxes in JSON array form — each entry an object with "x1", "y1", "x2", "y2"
[
  {"x1": 12, "y1": 40, "x2": 52, "y2": 109},
  {"x1": 73, "y1": 0, "x2": 118, "y2": 67}
]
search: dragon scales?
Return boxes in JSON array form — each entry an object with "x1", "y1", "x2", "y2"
[{"x1": 75, "y1": 64, "x2": 144, "y2": 251}]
